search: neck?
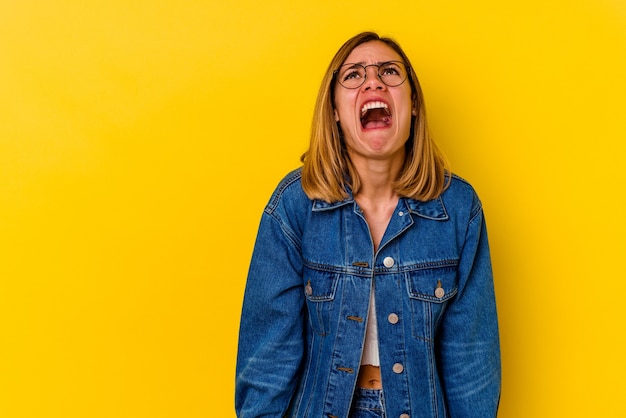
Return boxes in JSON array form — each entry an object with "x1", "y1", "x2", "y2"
[
  {"x1": 349, "y1": 153, "x2": 403, "y2": 254},
  {"x1": 350, "y1": 153, "x2": 404, "y2": 204}
]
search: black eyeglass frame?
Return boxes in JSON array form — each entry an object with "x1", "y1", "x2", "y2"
[{"x1": 333, "y1": 61, "x2": 411, "y2": 89}]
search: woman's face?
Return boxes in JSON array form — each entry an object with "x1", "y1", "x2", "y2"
[{"x1": 333, "y1": 41, "x2": 414, "y2": 165}]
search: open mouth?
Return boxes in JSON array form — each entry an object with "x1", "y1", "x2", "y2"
[{"x1": 360, "y1": 101, "x2": 392, "y2": 129}]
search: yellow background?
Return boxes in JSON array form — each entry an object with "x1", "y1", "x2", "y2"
[{"x1": 1, "y1": 0, "x2": 625, "y2": 416}]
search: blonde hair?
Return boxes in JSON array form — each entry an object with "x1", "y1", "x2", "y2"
[{"x1": 301, "y1": 32, "x2": 450, "y2": 203}]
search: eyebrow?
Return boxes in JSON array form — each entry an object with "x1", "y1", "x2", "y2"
[{"x1": 341, "y1": 60, "x2": 397, "y2": 67}]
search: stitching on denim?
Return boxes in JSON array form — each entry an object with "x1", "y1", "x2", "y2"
[
  {"x1": 426, "y1": 197, "x2": 448, "y2": 221},
  {"x1": 469, "y1": 201, "x2": 483, "y2": 225},
  {"x1": 291, "y1": 330, "x2": 327, "y2": 417},
  {"x1": 408, "y1": 196, "x2": 449, "y2": 221},
  {"x1": 316, "y1": 301, "x2": 330, "y2": 336},
  {"x1": 312, "y1": 199, "x2": 353, "y2": 212},
  {"x1": 303, "y1": 274, "x2": 339, "y2": 302},
  {"x1": 449, "y1": 173, "x2": 484, "y2": 226},
  {"x1": 265, "y1": 168, "x2": 303, "y2": 214},
  {"x1": 425, "y1": 300, "x2": 433, "y2": 344},
  {"x1": 406, "y1": 259, "x2": 459, "y2": 270},
  {"x1": 266, "y1": 210, "x2": 302, "y2": 252},
  {"x1": 414, "y1": 334, "x2": 434, "y2": 343},
  {"x1": 404, "y1": 264, "x2": 459, "y2": 303},
  {"x1": 426, "y1": 303, "x2": 440, "y2": 418},
  {"x1": 303, "y1": 259, "x2": 460, "y2": 276},
  {"x1": 307, "y1": 333, "x2": 326, "y2": 415},
  {"x1": 408, "y1": 287, "x2": 458, "y2": 304},
  {"x1": 450, "y1": 172, "x2": 470, "y2": 184},
  {"x1": 304, "y1": 260, "x2": 364, "y2": 275}
]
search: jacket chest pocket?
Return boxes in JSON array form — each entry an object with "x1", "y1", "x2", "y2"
[
  {"x1": 405, "y1": 264, "x2": 458, "y2": 341},
  {"x1": 303, "y1": 268, "x2": 339, "y2": 336}
]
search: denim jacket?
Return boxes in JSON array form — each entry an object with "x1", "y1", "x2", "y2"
[{"x1": 236, "y1": 168, "x2": 501, "y2": 418}]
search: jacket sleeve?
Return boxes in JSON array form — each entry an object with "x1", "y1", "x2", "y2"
[
  {"x1": 235, "y1": 209, "x2": 305, "y2": 417},
  {"x1": 437, "y1": 203, "x2": 501, "y2": 417}
]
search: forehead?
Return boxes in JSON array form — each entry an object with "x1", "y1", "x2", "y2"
[{"x1": 342, "y1": 41, "x2": 403, "y2": 65}]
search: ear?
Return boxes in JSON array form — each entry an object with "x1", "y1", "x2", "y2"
[{"x1": 334, "y1": 109, "x2": 340, "y2": 122}]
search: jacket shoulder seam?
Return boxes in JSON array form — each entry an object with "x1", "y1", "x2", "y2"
[{"x1": 265, "y1": 168, "x2": 304, "y2": 215}]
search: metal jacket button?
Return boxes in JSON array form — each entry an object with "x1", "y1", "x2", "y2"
[
  {"x1": 387, "y1": 313, "x2": 399, "y2": 324},
  {"x1": 400, "y1": 414, "x2": 410, "y2": 418},
  {"x1": 392, "y1": 363, "x2": 404, "y2": 374},
  {"x1": 435, "y1": 279, "x2": 444, "y2": 298},
  {"x1": 383, "y1": 257, "x2": 395, "y2": 268},
  {"x1": 305, "y1": 280, "x2": 313, "y2": 296}
]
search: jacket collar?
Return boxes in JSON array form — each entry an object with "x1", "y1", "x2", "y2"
[
  {"x1": 405, "y1": 197, "x2": 448, "y2": 221},
  {"x1": 312, "y1": 194, "x2": 448, "y2": 221},
  {"x1": 311, "y1": 195, "x2": 354, "y2": 211}
]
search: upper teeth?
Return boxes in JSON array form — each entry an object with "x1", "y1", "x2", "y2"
[{"x1": 361, "y1": 101, "x2": 389, "y2": 116}]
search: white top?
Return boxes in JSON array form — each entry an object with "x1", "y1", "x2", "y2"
[{"x1": 361, "y1": 290, "x2": 380, "y2": 366}]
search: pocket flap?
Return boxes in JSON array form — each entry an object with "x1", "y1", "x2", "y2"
[
  {"x1": 303, "y1": 268, "x2": 339, "y2": 302},
  {"x1": 406, "y1": 264, "x2": 457, "y2": 303}
]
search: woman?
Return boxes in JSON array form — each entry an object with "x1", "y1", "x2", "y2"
[{"x1": 236, "y1": 32, "x2": 501, "y2": 418}]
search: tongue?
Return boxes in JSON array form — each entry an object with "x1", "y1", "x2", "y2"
[{"x1": 361, "y1": 108, "x2": 391, "y2": 129}]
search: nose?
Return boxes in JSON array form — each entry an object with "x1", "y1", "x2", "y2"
[{"x1": 362, "y1": 66, "x2": 386, "y2": 90}]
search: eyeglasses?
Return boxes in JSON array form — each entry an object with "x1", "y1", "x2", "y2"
[{"x1": 334, "y1": 61, "x2": 409, "y2": 89}]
